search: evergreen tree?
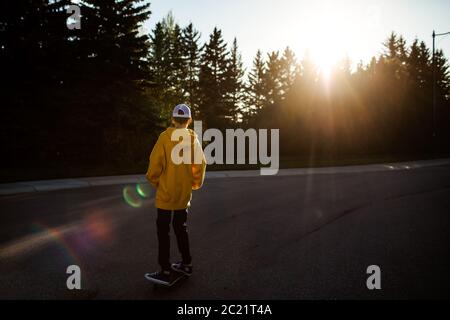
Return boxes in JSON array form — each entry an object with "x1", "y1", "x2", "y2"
[
  {"x1": 149, "y1": 21, "x2": 170, "y2": 87},
  {"x1": 76, "y1": 0, "x2": 155, "y2": 163},
  {"x1": 225, "y1": 38, "x2": 245, "y2": 123},
  {"x1": 182, "y1": 23, "x2": 202, "y2": 118},
  {"x1": 148, "y1": 20, "x2": 170, "y2": 118},
  {"x1": 407, "y1": 39, "x2": 422, "y2": 87},
  {"x1": 280, "y1": 47, "x2": 298, "y2": 97},
  {"x1": 81, "y1": 0, "x2": 151, "y2": 79},
  {"x1": 397, "y1": 36, "x2": 409, "y2": 64},
  {"x1": 383, "y1": 32, "x2": 408, "y2": 79},
  {"x1": 148, "y1": 13, "x2": 192, "y2": 122},
  {"x1": 434, "y1": 49, "x2": 450, "y2": 98},
  {"x1": 198, "y1": 27, "x2": 230, "y2": 129},
  {"x1": 148, "y1": 14, "x2": 182, "y2": 121},
  {"x1": 264, "y1": 51, "x2": 283, "y2": 106},
  {"x1": 246, "y1": 50, "x2": 267, "y2": 120},
  {"x1": 433, "y1": 48, "x2": 450, "y2": 139},
  {"x1": 167, "y1": 22, "x2": 186, "y2": 103},
  {"x1": 417, "y1": 41, "x2": 432, "y2": 88},
  {"x1": 384, "y1": 32, "x2": 399, "y2": 60}
]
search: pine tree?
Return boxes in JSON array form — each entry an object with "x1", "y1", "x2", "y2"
[
  {"x1": 383, "y1": 32, "x2": 408, "y2": 79},
  {"x1": 76, "y1": 0, "x2": 155, "y2": 163},
  {"x1": 405, "y1": 39, "x2": 431, "y2": 95},
  {"x1": 397, "y1": 36, "x2": 408, "y2": 64},
  {"x1": 384, "y1": 32, "x2": 399, "y2": 60},
  {"x1": 434, "y1": 49, "x2": 450, "y2": 100},
  {"x1": 149, "y1": 13, "x2": 198, "y2": 122},
  {"x1": 198, "y1": 27, "x2": 230, "y2": 129},
  {"x1": 264, "y1": 51, "x2": 283, "y2": 106},
  {"x1": 149, "y1": 21, "x2": 170, "y2": 89},
  {"x1": 182, "y1": 23, "x2": 202, "y2": 117},
  {"x1": 407, "y1": 39, "x2": 422, "y2": 86},
  {"x1": 418, "y1": 41, "x2": 432, "y2": 88},
  {"x1": 167, "y1": 22, "x2": 186, "y2": 102},
  {"x1": 148, "y1": 14, "x2": 182, "y2": 121},
  {"x1": 280, "y1": 47, "x2": 298, "y2": 98},
  {"x1": 225, "y1": 38, "x2": 245, "y2": 123},
  {"x1": 81, "y1": 0, "x2": 151, "y2": 79},
  {"x1": 246, "y1": 50, "x2": 267, "y2": 119},
  {"x1": 433, "y1": 48, "x2": 450, "y2": 140}
]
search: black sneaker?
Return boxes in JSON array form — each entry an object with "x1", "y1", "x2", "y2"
[
  {"x1": 171, "y1": 262, "x2": 193, "y2": 276},
  {"x1": 145, "y1": 270, "x2": 181, "y2": 286}
]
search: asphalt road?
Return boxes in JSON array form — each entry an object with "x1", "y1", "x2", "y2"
[{"x1": 1, "y1": 164, "x2": 450, "y2": 299}]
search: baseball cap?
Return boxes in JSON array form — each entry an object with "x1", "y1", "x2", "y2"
[{"x1": 172, "y1": 104, "x2": 192, "y2": 119}]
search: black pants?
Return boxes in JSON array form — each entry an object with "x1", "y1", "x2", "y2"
[{"x1": 156, "y1": 208, "x2": 192, "y2": 271}]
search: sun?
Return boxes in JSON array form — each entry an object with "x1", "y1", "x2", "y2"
[
  {"x1": 311, "y1": 49, "x2": 336, "y2": 81},
  {"x1": 298, "y1": 4, "x2": 354, "y2": 81},
  {"x1": 308, "y1": 28, "x2": 347, "y2": 81}
]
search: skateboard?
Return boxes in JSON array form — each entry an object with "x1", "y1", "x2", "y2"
[{"x1": 144, "y1": 270, "x2": 188, "y2": 287}]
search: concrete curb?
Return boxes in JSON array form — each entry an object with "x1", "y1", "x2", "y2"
[{"x1": 1, "y1": 158, "x2": 449, "y2": 196}]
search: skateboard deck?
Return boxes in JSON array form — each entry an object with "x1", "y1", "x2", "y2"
[{"x1": 144, "y1": 270, "x2": 188, "y2": 287}]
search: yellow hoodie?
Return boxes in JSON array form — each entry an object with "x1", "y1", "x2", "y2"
[{"x1": 146, "y1": 127, "x2": 206, "y2": 210}]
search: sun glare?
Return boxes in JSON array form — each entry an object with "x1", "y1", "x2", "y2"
[
  {"x1": 310, "y1": 27, "x2": 347, "y2": 81},
  {"x1": 311, "y1": 50, "x2": 336, "y2": 81},
  {"x1": 295, "y1": 3, "x2": 357, "y2": 81}
]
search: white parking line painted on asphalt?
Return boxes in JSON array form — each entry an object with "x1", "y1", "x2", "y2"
[{"x1": 0, "y1": 158, "x2": 449, "y2": 196}]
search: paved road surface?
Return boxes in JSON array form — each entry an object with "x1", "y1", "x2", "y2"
[{"x1": 1, "y1": 164, "x2": 450, "y2": 299}]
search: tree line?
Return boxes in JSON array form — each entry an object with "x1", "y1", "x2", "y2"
[
  {"x1": 253, "y1": 33, "x2": 450, "y2": 157},
  {"x1": 1, "y1": 1, "x2": 449, "y2": 180}
]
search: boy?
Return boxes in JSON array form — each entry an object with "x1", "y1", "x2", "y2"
[{"x1": 145, "y1": 104, "x2": 206, "y2": 286}]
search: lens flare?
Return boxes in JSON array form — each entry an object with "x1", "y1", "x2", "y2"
[
  {"x1": 136, "y1": 183, "x2": 152, "y2": 198},
  {"x1": 122, "y1": 185, "x2": 143, "y2": 208},
  {"x1": 84, "y1": 213, "x2": 113, "y2": 244}
]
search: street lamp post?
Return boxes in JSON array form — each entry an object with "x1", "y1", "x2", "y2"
[{"x1": 432, "y1": 30, "x2": 450, "y2": 138}]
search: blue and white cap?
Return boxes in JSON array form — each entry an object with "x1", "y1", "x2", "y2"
[{"x1": 172, "y1": 104, "x2": 192, "y2": 119}]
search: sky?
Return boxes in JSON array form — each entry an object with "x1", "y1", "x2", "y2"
[{"x1": 143, "y1": 0, "x2": 450, "y2": 71}]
